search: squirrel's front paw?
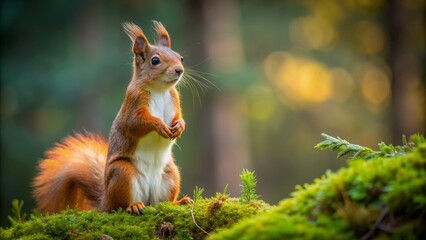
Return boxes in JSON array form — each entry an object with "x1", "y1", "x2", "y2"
[
  {"x1": 171, "y1": 119, "x2": 185, "y2": 139},
  {"x1": 154, "y1": 123, "x2": 173, "y2": 139},
  {"x1": 126, "y1": 202, "x2": 145, "y2": 215}
]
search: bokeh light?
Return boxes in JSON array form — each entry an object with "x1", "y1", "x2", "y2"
[
  {"x1": 359, "y1": 65, "x2": 391, "y2": 106},
  {"x1": 355, "y1": 20, "x2": 386, "y2": 54},
  {"x1": 289, "y1": 16, "x2": 336, "y2": 50},
  {"x1": 264, "y1": 52, "x2": 334, "y2": 106}
]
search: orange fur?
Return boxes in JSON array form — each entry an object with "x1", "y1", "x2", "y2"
[
  {"x1": 33, "y1": 21, "x2": 190, "y2": 215},
  {"x1": 33, "y1": 133, "x2": 107, "y2": 214},
  {"x1": 123, "y1": 22, "x2": 148, "y2": 43},
  {"x1": 100, "y1": 160, "x2": 137, "y2": 212},
  {"x1": 153, "y1": 20, "x2": 171, "y2": 47}
]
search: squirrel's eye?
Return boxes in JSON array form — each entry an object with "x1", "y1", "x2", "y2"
[
  {"x1": 180, "y1": 56, "x2": 184, "y2": 62},
  {"x1": 151, "y1": 56, "x2": 161, "y2": 65}
]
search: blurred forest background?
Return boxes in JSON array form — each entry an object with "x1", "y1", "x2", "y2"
[{"x1": 0, "y1": 0, "x2": 424, "y2": 226}]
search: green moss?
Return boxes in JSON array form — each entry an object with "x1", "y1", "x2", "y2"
[
  {"x1": 209, "y1": 142, "x2": 426, "y2": 239},
  {"x1": 2, "y1": 135, "x2": 425, "y2": 239},
  {"x1": 0, "y1": 197, "x2": 269, "y2": 239}
]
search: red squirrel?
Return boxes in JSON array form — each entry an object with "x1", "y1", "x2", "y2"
[{"x1": 33, "y1": 21, "x2": 192, "y2": 215}]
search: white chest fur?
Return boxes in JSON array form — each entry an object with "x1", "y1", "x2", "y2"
[{"x1": 132, "y1": 91, "x2": 176, "y2": 205}]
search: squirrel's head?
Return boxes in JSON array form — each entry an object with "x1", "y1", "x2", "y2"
[{"x1": 123, "y1": 21, "x2": 184, "y2": 90}]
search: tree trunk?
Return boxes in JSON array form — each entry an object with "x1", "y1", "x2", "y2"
[{"x1": 388, "y1": 0, "x2": 425, "y2": 143}]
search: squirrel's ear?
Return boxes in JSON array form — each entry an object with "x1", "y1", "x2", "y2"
[
  {"x1": 133, "y1": 36, "x2": 148, "y2": 57},
  {"x1": 153, "y1": 21, "x2": 171, "y2": 48},
  {"x1": 123, "y1": 22, "x2": 150, "y2": 59}
]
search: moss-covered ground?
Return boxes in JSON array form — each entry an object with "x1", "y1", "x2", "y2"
[
  {"x1": 209, "y1": 137, "x2": 426, "y2": 239},
  {"x1": 1, "y1": 135, "x2": 425, "y2": 239},
  {"x1": 1, "y1": 197, "x2": 269, "y2": 239}
]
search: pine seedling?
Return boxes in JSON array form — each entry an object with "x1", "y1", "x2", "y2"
[
  {"x1": 240, "y1": 169, "x2": 259, "y2": 202},
  {"x1": 193, "y1": 186, "x2": 204, "y2": 203},
  {"x1": 8, "y1": 199, "x2": 28, "y2": 226}
]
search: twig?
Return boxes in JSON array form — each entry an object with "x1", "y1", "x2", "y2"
[
  {"x1": 191, "y1": 202, "x2": 210, "y2": 236},
  {"x1": 359, "y1": 207, "x2": 389, "y2": 240}
]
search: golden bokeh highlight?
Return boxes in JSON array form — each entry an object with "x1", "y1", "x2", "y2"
[
  {"x1": 288, "y1": 62, "x2": 332, "y2": 102},
  {"x1": 360, "y1": 66, "x2": 391, "y2": 105},
  {"x1": 263, "y1": 52, "x2": 336, "y2": 107},
  {"x1": 289, "y1": 16, "x2": 336, "y2": 50},
  {"x1": 263, "y1": 52, "x2": 393, "y2": 109},
  {"x1": 355, "y1": 21, "x2": 386, "y2": 54},
  {"x1": 311, "y1": 1, "x2": 346, "y2": 24}
]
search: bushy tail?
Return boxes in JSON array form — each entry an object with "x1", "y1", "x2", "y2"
[{"x1": 33, "y1": 133, "x2": 108, "y2": 214}]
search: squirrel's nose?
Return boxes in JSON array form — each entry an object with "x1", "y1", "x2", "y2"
[{"x1": 175, "y1": 67, "x2": 183, "y2": 77}]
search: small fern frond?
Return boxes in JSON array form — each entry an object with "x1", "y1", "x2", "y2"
[{"x1": 315, "y1": 133, "x2": 425, "y2": 160}]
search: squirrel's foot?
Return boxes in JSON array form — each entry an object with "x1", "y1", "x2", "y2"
[
  {"x1": 126, "y1": 202, "x2": 145, "y2": 215},
  {"x1": 173, "y1": 196, "x2": 193, "y2": 205}
]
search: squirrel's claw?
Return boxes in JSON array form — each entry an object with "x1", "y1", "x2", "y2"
[
  {"x1": 170, "y1": 119, "x2": 185, "y2": 139},
  {"x1": 126, "y1": 202, "x2": 145, "y2": 215},
  {"x1": 155, "y1": 124, "x2": 174, "y2": 139}
]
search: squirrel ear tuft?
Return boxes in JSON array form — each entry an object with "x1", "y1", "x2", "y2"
[
  {"x1": 153, "y1": 21, "x2": 171, "y2": 48},
  {"x1": 122, "y1": 22, "x2": 150, "y2": 58}
]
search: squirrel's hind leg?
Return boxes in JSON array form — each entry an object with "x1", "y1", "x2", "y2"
[
  {"x1": 165, "y1": 160, "x2": 193, "y2": 205},
  {"x1": 102, "y1": 159, "x2": 139, "y2": 212},
  {"x1": 173, "y1": 196, "x2": 193, "y2": 205}
]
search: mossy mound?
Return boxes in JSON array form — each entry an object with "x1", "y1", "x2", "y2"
[
  {"x1": 2, "y1": 135, "x2": 425, "y2": 239},
  {"x1": 209, "y1": 140, "x2": 426, "y2": 239},
  {"x1": 0, "y1": 198, "x2": 270, "y2": 239}
]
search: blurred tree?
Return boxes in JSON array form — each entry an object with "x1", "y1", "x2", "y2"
[
  {"x1": 389, "y1": 0, "x2": 425, "y2": 143},
  {"x1": 202, "y1": 0, "x2": 250, "y2": 197}
]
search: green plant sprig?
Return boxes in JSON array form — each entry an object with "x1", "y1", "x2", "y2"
[
  {"x1": 240, "y1": 169, "x2": 259, "y2": 202},
  {"x1": 8, "y1": 200, "x2": 28, "y2": 226},
  {"x1": 193, "y1": 186, "x2": 204, "y2": 203},
  {"x1": 315, "y1": 133, "x2": 425, "y2": 160}
]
